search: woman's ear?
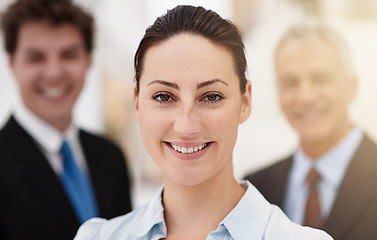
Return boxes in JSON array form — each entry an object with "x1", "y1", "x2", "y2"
[
  {"x1": 239, "y1": 80, "x2": 252, "y2": 124},
  {"x1": 133, "y1": 84, "x2": 140, "y2": 123}
]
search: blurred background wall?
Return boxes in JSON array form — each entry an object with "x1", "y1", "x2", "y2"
[{"x1": 1, "y1": 0, "x2": 376, "y2": 207}]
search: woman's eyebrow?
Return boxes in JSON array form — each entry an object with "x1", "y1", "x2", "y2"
[
  {"x1": 147, "y1": 80, "x2": 179, "y2": 90},
  {"x1": 147, "y1": 78, "x2": 229, "y2": 90},
  {"x1": 197, "y1": 78, "x2": 229, "y2": 89}
]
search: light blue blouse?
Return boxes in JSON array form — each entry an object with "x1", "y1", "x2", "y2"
[{"x1": 75, "y1": 181, "x2": 332, "y2": 240}]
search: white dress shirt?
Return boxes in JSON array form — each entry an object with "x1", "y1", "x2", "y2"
[
  {"x1": 284, "y1": 127, "x2": 363, "y2": 225},
  {"x1": 74, "y1": 181, "x2": 332, "y2": 240},
  {"x1": 13, "y1": 101, "x2": 88, "y2": 176}
]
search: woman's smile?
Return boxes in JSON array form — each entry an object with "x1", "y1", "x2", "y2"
[
  {"x1": 169, "y1": 142, "x2": 208, "y2": 154},
  {"x1": 164, "y1": 141, "x2": 212, "y2": 161}
]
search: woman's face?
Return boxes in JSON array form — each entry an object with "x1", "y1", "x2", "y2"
[{"x1": 134, "y1": 33, "x2": 251, "y2": 187}]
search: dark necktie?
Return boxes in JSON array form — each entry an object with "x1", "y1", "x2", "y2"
[
  {"x1": 303, "y1": 168, "x2": 325, "y2": 228},
  {"x1": 60, "y1": 140, "x2": 99, "y2": 223}
]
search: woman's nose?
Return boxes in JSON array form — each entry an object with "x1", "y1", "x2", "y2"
[{"x1": 173, "y1": 105, "x2": 202, "y2": 135}]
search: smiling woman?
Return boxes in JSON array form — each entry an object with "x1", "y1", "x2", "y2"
[
  {"x1": 134, "y1": 33, "x2": 249, "y2": 189},
  {"x1": 75, "y1": 5, "x2": 333, "y2": 240}
]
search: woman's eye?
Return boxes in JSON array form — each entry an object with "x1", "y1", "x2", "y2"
[
  {"x1": 158, "y1": 94, "x2": 170, "y2": 101},
  {"x1": 202, "y1": 93, "x2": 224, "y2": 103},
  {"x1": 152, "y1": 93, "x2": 174, "y2": 103}
]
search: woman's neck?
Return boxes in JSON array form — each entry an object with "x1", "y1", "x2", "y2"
[{"x1": 162, "y1": 172, "x2": 245, "y2": 240}]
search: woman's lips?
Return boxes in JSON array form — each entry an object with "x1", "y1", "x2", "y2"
[
  {"x1": 170, "y1": 142, "x2": 208, "y2": 153},
  {"x1": 164, "y1": 141, "x2": 212, "y2": 160}
]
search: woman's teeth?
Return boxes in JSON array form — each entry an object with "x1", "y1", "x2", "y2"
[{"x1": 170, "y1": 143, "x2": 208, "y2": 154}]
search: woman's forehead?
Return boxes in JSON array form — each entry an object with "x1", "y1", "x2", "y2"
[{"x1": 140, "y1": 34, "x2": 237, "y2": 84}]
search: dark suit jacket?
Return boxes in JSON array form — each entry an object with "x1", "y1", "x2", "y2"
[
  {"x1": 245, "y1": 135, "x2": 377, "y2": 240},
  {"x1": 0, "y1": 117, "x2": 132, "y2": 240}
]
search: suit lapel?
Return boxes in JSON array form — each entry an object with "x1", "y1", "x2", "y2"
[
  {"x1": 324, "y1": 136, "x2": 377, "y2": 239},
  {"x1": 80, "y1": 130, "x2": 132, "y2": 219},
  {"x1": 79, "y1": 130, "x2": 107, "y2": 216},
  {"x1": 249, "y1": 156, "x2": 293, "y2": 207},
  {"x1": 271, "y1": 157, "x2": 293, "y2": 207},
  {"x1": 3, "y1": 117, "x2": 79, "y2": 233}
]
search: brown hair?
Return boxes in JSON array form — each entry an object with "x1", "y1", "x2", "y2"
[
  {"x1": 134, "y1": 5, "x2": 247, "y2": 94},
  {"x1": 0, "y1": 0, "x2": 94, "y2": 54}
]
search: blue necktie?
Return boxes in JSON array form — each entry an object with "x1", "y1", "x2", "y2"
[{"x1": 60, "y1": 140, "x2": 99, "y2": 223}]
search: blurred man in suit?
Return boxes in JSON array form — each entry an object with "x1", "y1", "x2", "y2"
[
  {"x1": 245, "y1": 23, "x2": 377, "y2": 240},
  {"x1": 0, "y1": 0, "x2": 132, "y2": 239}
]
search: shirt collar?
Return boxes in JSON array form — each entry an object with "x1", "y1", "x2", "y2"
[
  {"x1": 290, "y1": 148, "x2": 313, "y2": 189},
  {"x1": 293, "y1": 126, "x2": 363, "y2": 189},
  {"x1": 131, "y1": 185, "x2": 166, "y2": 238},
  {"x1": 13, "y1": 101, "x2": 78, "y2": 154},
  {"x1": 220, "y1": 181, "x2": 272, "y2": 240},
  {"x1": 131, "y1": 181, "x2": 273, "y2": 240},
  {"x1": 317, "y1": 127, "x2": 363, "y2": 189}
]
